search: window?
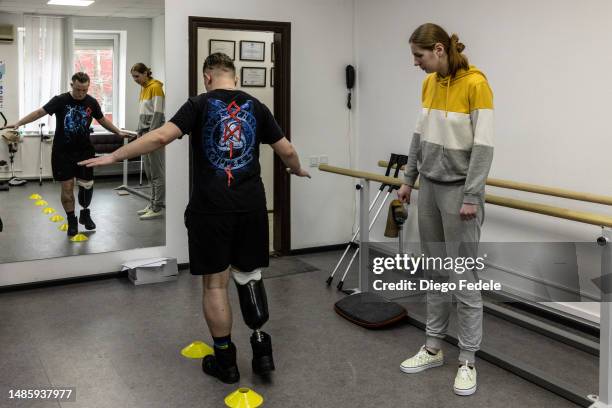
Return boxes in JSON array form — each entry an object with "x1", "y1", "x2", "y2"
[{"x1": 73, "y1": 32, "x2": 120, "y2": 129}]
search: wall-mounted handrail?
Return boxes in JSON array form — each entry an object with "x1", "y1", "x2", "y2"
[
  {"x1": 377, "y1": 160, "x2": 612, "y2": 206},
  {"x1": 319, "y1": 164, "x2": 612, "y2": 228}
]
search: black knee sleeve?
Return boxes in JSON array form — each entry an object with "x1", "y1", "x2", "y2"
[
  {"x1": 235, "y1": 279, "x2": 269, "y2": 331},
  {"x1": 78, "y1": 185, "x2": 93, "y2": 208}
]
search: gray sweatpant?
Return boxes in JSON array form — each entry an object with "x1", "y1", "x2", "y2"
[
  {"x1": 143, "y1": 147, "x2": 165, "y2": 211},
  {"x1": 418, "y1": 176, "x2": 484, "y2": 364}
]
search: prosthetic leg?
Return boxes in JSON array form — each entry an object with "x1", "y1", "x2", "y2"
[
  {"x1": 77, "y1": 179, "x2": 96, "y2": 230},
  {"x1": 233, "y1": 269, "x2": 275, "y2": 375}
]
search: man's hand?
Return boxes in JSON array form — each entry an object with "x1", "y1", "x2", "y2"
[
  {"x1": 459, "y1": 203, "x2": 478, "y2": 221},
  {"x1": 78, "y1": 155, "x2": 117, "y2": 168},
  {"x1": 397, "y1": 184, "x2": 412, "y2": 204},
  {"x1": 118, "y1": 130, "x2": 136, "y2": 140},
  {"x1": 286, "y1": 167, "x2": 311, "y2": 178}
]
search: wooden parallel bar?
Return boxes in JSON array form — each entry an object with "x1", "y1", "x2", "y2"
[
  {"x1": 319, "y1": 164, "x2": 612, "y2": 228},
  {"x1": 377, "y1": 160, "x2": 612, "y2": 206}
]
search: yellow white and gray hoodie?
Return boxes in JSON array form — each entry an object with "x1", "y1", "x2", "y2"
[
  {"x1": 403, "y1": 66, "x2": 494, "y2": 204},
  {"x1": 137, "y1": 78, "x2": 165, "y2": 134}
]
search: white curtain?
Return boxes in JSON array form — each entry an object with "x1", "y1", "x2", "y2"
[{"x1": 23, "y1": 15, "x2": 63, "y2": 132}]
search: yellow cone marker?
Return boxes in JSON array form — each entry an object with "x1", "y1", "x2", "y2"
[
  {"x1": 181, "y1": 341, "x2": 213, "y2": 359},
  {"x1": 34, "y1": 200, "x2": 48, "y2": 207},
  {"x1": 50, "y1": 215, "x2": 64, "y2": 222},
  {"x1": 43, "y1": 207, "x2": 56, "y2": 215},
  {"x1": 59, "y1": 223, "x2": 69, "y2": 231},
  {"x1": 224, "y1": 388, "x2": 263, "y2": 408},
  {"x1": 29, "y1": 194, "x2": 42, "y2": 200},
  {"x1": 70, "y1": 234, "x2": 89, "y2": 242}
]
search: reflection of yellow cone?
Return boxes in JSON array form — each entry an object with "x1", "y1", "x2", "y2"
[
  {"x1": 50, "y1": 215, "x2": 64, "y2": 222},
  {"x1": 70, "y1": 234, "x2": 89, "y2": 242},
  {"x1": 59, "y1": 223, "x2": 69, "y2": 231},
  {"x1": 224, "y1": 388, "x2": 263, "y2": 408},
  {"x1": 181, "y1": 341, "x2": 213, "y2": 359},
  {"x1": 34, "y1": 200, "x2": 48, "y2": 206},
  {"x1": 29, "y1": 194, "x2": 42, "y2": 200},
  {"x1": 43, "y1": 207, "x2": 56, "y2": 215}
]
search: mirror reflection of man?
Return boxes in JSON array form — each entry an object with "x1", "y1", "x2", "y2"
[
  {"x1": 80, "y1": 53, "x2": 310, "y2": 384},
  {"x1": 2, "y1": 72, "x2": 131, "y2": 237}
]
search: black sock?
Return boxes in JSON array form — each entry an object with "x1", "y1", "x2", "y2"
[
  {"x1": 67, "y1": 211, "x2": 76, "y2": 219},
  {"x1": 213, "y1": 335, "x2": 231, "y2": 350}
]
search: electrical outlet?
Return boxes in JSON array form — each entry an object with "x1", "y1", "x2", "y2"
[
  {"x1": 319, "y1": 155, "x2": 329, "y2": 165},
  {"x1": 309, "y1": 156, "x2": 319, "y2": 167}
]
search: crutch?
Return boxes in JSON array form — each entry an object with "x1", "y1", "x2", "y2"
[
  {"x1": 328, "y1": 154, "x2": 408, "y2": 287},
  {"x1": 38, "y1": 123, "x2": 46, "y2": 186},
  {"x1": 326, "y1": 153, "x2": 403, "y2": 286},
  {"x1": 335, "y1": 155, "x2": 408, "y2": 291}
]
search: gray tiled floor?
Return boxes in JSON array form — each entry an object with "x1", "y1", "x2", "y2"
[
  {"x1": 0, "y1": 252, "x2": 583, "y2": 407},
  {"x1": 0, "y1": 177, "x2": 165, "y2": 264}
]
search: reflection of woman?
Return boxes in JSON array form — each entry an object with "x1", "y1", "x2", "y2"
[
  {"x1": 397, "y1": 23, "x2": 494, "y2": 396},
  {"x1": 131, "y1": 63, "x2": 165, "y2": 219}
]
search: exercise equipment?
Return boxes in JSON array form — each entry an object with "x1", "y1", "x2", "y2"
[
  {"x1": 181, "y1": 341, "x2": 213, "y2": 359},
  {"x1": 0, "y1": 112, "x2": 26, "y2": 187},
  {"x1": 326, "y1": 153, "x2": 407, "y2": 291},
  {"x1": 0, "y1": 160, "x2": 8, "y2": 191},
  {"x1": 70, "y1": 234, "x2": 88, "y2": 242},
  {"x1": 38, "y1": 123, "x2": 51, "y2": 186},
  {"x1": 29, "y1": 193, "x2": 42, "y2": 200},
  {"x1": 50, "y1": 215, "x2": 64, "y2": 223},
  {"x1": 224, "y1": 388, "x2": 263, "y2": 408},
  {"x1": 42, "y1": 207, "x2": 55, "y2": 215},
  {"x1": 59, "y1": 223, "x2": 68, "y2": 232},
  {"x1": 34, "y1": 199, "x2": 48, "y2": 206}
]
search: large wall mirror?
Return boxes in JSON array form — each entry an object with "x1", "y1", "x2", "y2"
[{"x1": 0, "y1": 1, "x2": 166, "y2": 264}]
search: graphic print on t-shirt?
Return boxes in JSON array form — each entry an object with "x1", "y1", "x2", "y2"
[
  {"x1": 204, "y1": 99, "x2": 256, "y2": 187},
  {"x1": 64, "y1": 105, "x2": 93, "y2": 143}
]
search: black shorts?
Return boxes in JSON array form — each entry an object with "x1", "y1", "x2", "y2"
[
  {"x1": 185, "y1": 209, "x2": 269, "y2": 275},
  {"x1": 51, "y1": 149, "x2": 95, "y2": 182}
]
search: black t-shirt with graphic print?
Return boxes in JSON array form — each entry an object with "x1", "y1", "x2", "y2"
[
  {"x1": 170, "y1": 89, "x2": 284, "y2": 214},
  {"x1": 43, "y1": 93, "x2": 103, "y2": 152}
]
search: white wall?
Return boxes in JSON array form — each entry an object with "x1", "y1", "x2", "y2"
[
  {"x1": 151, "y1": 15, "x2": 165, "y2": 84},
  {"x1": 196, "y1": 28, "x2": 275, "y2": 210},
  {"x1": 354, "y1": 0, "x2": 612, "y2": 321}
]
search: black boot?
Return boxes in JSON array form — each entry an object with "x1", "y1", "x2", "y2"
[
  {"x1": 251, "y1": 331, "x2": 275, "y2": 375},
  {"x1": 79, "y1": 209, "x2": 96, "y2": 230},
  {"x1": 202, "y1": 343, "x2": 240, "y2": 384},
  {"x1": 67, "y1": 214, "x2": 78, "y2": 237}
]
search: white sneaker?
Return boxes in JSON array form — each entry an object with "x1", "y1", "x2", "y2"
[
  {"x1": 400, "y1": 346, "x2": 444, "y2": 374},
  {"x1": 137, "y1": 205, "x2": 151, "y2": 215},
  {"x1": 454, "y1": 361, "x2": 477, "y2": 396},
  {"x1": 139, "y1": 208, "x2": 164, "y2": 220}
]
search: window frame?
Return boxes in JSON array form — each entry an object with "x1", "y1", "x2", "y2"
[{"x1": 73, "y1": 30, "x2": 123, "y2": 131}]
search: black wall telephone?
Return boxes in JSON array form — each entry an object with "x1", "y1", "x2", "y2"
[{"x1": 346, "y1": 65, "x2": 355, "y2": 109}]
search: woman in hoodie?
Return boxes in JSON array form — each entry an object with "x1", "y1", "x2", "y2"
[
  {"x1": 397, "y1": 23, "x2": 494, "y2": 396},
  {"x1": 131, "y1": 63, "x2": 166, "y2": 219}
]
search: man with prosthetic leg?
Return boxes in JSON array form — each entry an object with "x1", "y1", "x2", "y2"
[
  {"x1": 79, "y1": 53, "x2": 310, "y2": 384},
  {"x1": 2, "y1": 72, "x2": 130, "y2": 237}
]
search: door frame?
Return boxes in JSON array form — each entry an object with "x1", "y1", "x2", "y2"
[{"x1": 188, "y1": 16, "x2": 292, "y2": 254}]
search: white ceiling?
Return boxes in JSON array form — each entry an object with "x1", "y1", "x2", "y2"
[{"x1": 0, "y1": 0, "x2": 164, "y2": 18}]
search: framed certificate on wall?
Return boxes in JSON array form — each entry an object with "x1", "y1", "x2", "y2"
[
  {"x1": 240, "y1": 41, "x2": 265, "y2": 61},
  {"x1": 241, "y1": 67, "x2": 267, "y2": 87},
  {"x1": 209, "y1": 39, "x2": 236, "y2": 60}
]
